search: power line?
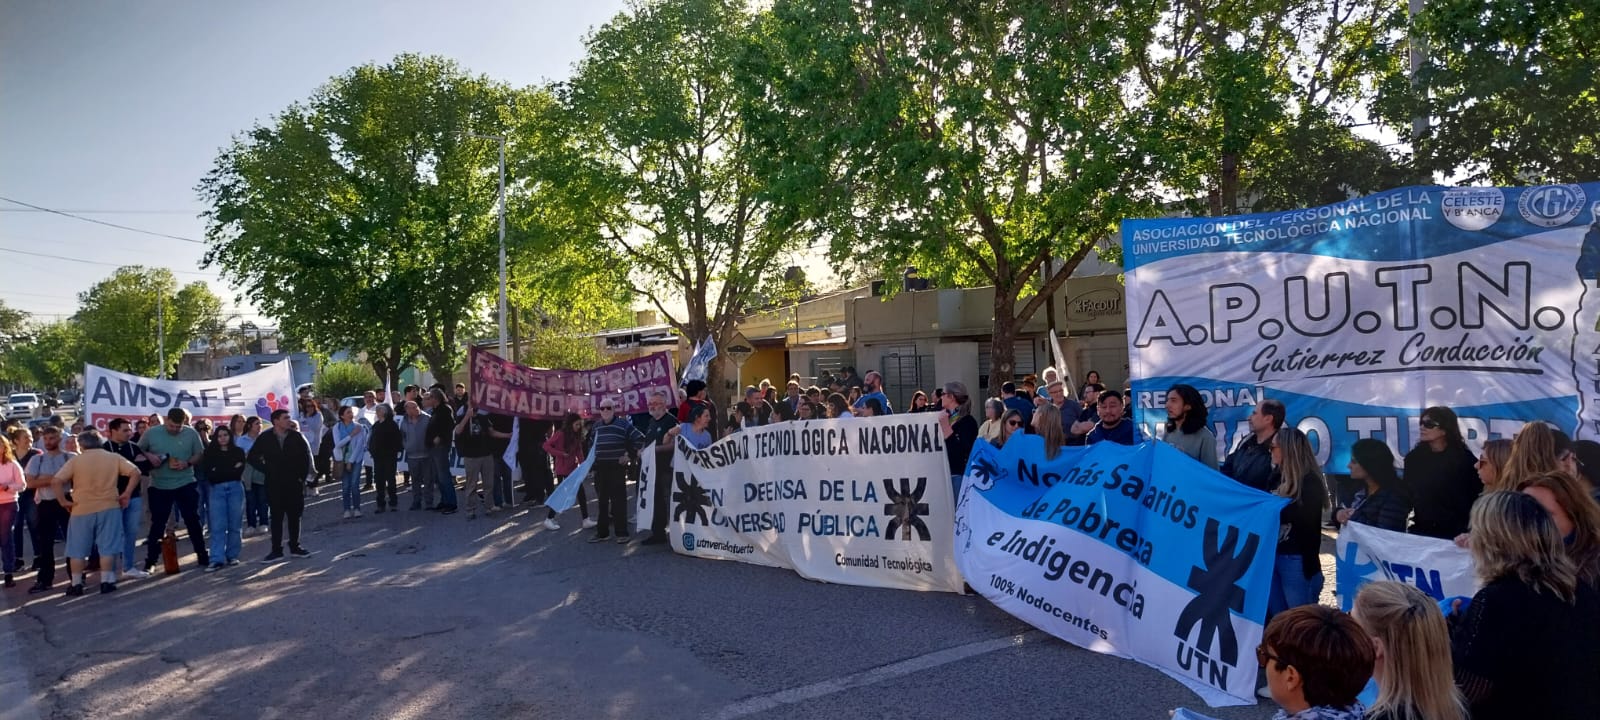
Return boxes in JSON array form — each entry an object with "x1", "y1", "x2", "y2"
[
  {"x1": 0, "y1": 208, "x2": 198, "y2": 215},
  {"x1": 0, "y1": 246, "x2": 222, "y2": 277},
  {"x1": 0, "y1": 196, "x2": 207, "y2": 244}
]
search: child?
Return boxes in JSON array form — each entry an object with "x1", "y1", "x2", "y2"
[{"x1": 1259, "y1": 605, "x2": 1375, "y2": 720}]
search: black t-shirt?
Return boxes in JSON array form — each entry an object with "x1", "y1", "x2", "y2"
[
  {"x1": 488, "y1": 413, "x2": 514, "y2": 455},
  {"x1": 455, "y1": 413, "x2": 496, "y2": 458},
  {"x1": 107, "y1": 440, "x2": 150, "y2": 498},
  {"x1": 946, "y1": 413, "x2": 979, "y2": 475}
]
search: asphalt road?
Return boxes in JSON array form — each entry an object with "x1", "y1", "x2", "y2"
[{"x1": 0, "y1": 478, "x2": 1309, "y2": 720}]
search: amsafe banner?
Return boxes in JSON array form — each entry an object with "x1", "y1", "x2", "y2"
[
  {"x1": 1121, "y1": 183, "x2": 1600, "y2": 471},
  {"x1": 638, "y1": 414, "x2": 963, "y2": 593},
  {"x1": 84, "y1": 361, "x2": 295, "y2": 430},
  {"x1": 954, "y1": 437, "x2": 1288, "y2": 706},
  {"x1": 1334, "y1": 521, "x2": 1477, "y2": 611},
  {"x1": 468, "y1": 346, "x2": 676, "y2": 420}
]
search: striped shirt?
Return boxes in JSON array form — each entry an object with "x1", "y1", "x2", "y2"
[{"x1": 590, "y1": 417, "x2": 644, "y2": 463}]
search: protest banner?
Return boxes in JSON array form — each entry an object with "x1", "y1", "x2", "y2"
[
  {"x1": 955, "y1": 436, "x2": 1288, "y2": 706},
  {"x1": 638, "y1": 414, "x2": 962, "y2": 593},
  {"x1": 83, "y1": 361, "x2": 295, "y2": 431},
  {"x1": 1334, "y1": 521, "x2": 1477, "y2": 611},
  {"x1": 1121, "y1": 183, "x2": 1600, "y2": 471},
  {"x1": 467, "y1": 346, "x2": 676, "y2": 420}
]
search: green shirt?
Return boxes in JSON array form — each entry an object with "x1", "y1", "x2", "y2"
[{"x1": 138, "y1": 425, "x2": 204, "y2": 490}]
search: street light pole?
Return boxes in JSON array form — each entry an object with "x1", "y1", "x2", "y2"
[{"x1": 469, "y1": 133, "x2": 509, "y2": 358}]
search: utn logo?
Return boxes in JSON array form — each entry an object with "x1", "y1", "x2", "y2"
[
  {"x1": 883, "y1": 477, "x2": 931, "y2": 541},
  {"x1": 681, "y1": 533, "x2": 696, "y2": 552},
  {"x1": 1173, "y1": 518, "x2": 1261, "y2": 691},
  {"x1": 672, "y1": 471, "x2": 712, "y2": 526}
]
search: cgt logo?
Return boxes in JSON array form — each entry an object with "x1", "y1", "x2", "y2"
[
  {"x1": 672, "y1": 471, "x2": 712, "y2": 526},
  {"x1": 883, "y1": 477, "x2": 931, "y2": 541},
  {"x1": 681, "y1": 533, "x2": 696, "y2": 551},
  {"x1": 1173, "y1": 518, "x2": 1261, "y2": 668}
]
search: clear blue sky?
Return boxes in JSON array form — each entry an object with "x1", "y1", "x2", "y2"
[{"x1": 0, "y1": 0, "x2": 628, "y2": 325}]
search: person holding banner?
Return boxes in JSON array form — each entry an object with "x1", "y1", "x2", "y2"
[
  {"x1": 675, "y1": 404, "x2": 714, "y2": 450},
  {"x1": 1221, "y1": 400, "x2": 1285, "y2": 493},
  {"x1": 588, "y1": 399, "x2": 645, "y2": 544},
  {"x1": 937, "y1": 381, "x2": 978, "y2": 502},
  {"x1": 1402, "y1": 407, "x2": 1480, "y2": 540},
  {"x1": 635, "y1": 392, "x2": 678, "y2": 546},
  {"x1": 1448, "y1": 491, "x2": 1600, "y2": 719},
  {"x1": 1352, "y1": 582, "x2": 1466, "y2": 720},
  {"x1": 1084, "y1": 390, "x2": 1141, "y2": 446},
  {"x1": 1268, "y1": 428, "x2": 1330, "y2": 618},
  {"x1": 138, "y1": 409, "x2": 209, "y2": 574},
  {"x1": 542, "y1": 413, "x2": 592, "y2": 531},
  {"x1": 1336, "y1": 439, "x2": 1411, "y2": 533}
]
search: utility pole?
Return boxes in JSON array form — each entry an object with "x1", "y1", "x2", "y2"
[
  {"x1": 1408, "y1": 0, "x2": 1428, "y2": 144},
  {"x1": 156, "y1": 289, "x2": 165, "y2": 379}
]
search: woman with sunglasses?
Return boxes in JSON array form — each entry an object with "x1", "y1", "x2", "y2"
[
  {"x1": 998, "y1": 410, "x2": 1024, "y2": 447},
  {"x1": 1403, "y1": 407, "x2": 1481, "y2": 539},
  {"x1": 1268, "y1": 428, "x2": 1330, "y2": 618}
]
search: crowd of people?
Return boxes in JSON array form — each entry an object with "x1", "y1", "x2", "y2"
[{"x1": 6, "y1": 366, "x2": 1600, "y2": 717}]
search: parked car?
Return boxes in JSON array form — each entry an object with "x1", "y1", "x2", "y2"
[
  {"x1": 58, "y1": 389, "x2": 80, "y2": 405},
  {"x1": 5, "y1": 393, "x2": 42, "y2": 421}
]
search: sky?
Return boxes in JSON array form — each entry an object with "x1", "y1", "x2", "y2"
[{"x1": 0, "y1": 0, "x2": 630, "y2": 327}]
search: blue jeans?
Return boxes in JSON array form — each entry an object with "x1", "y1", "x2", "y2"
[
  {"x1": 244, "y1": 484, "x2": 269, "y2": 527},
  {"x1": 120, "y1": 496, "x2": 143, "y2": 571},
  {"x1": 1268, "y1": 554, "x2": 1325, "y2": 617},
  {"x1": 196, "y1": 477, "x2": 212, "y2": 530},
  {"x1": 207, "y1": 481, "x2": 244, "y2": 563},
  {"x1": 339, "y1": 464, "x2": 362, "y2": 511},
  {"x1": 432, "y1": 448, "x2": 458, "y2": 508}
]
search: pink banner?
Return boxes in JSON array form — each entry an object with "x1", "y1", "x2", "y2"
[{"x1": 468, "y1": 346, "x2": 677, "y2": 419}]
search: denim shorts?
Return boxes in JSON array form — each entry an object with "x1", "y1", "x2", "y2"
[{"x1": 65, "y1": 507, "x2": 125, "y2": 559}]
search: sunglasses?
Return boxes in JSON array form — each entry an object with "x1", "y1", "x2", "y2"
[
  {"x1": 1255, "y1": 645, "x2": 1281, "y2": 668},
  {"x1": 1420, "y1": 418, "x2": 1441, "y2": 430},
  {"x1": 1006, "y1": 420, "x2": 1022, "y2": 427}
]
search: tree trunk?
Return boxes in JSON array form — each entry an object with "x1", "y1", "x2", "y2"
[
  {"x1": 421, "y1": 350, "x2": 455, "y2": 387},
  {"x1": 989, "y1": 289, "x2": 1021, "y2": 394}
]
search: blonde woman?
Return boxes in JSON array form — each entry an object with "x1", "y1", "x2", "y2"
[
  {"x1": 1474, "y1": 438, "x2": 1512, "y2": 491},
  {"x1": 1449, "y1": 491, "x2": 1600, "y2": 719},
  {"x1": 1030, "y1": 404, "x2": 1068, "y2": 461},
  {"x1": 1353, "y1": 582, "x2": 1466, "y2": 720},
  {"x1": 1517, "y1": 470, "x2": 1600, "y2": 592},
  {"x1": 0, "y1": 435, "x2": 25, "y2": 587},
  {"x1": 1498, "y1": 422, "x2": 1566, "y2": 492},
  {"x1": 1268, "y1": 427, "x2": 1330, "y2": 617},
  {"x1": 997, "y1": 410, "x2": 1024, "y2": 448}
]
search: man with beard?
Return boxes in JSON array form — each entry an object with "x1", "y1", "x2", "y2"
[
  {"x1": 138, "y1": 408, "x2": 208, "y2": 573},
  {"x1": 105, "y1": 419, "x2": 154, "y2": 580},
  {"x1": 633, "y1": 391, "x2": 678, "y2": 545},
  {"x1": 1220, "y1": 399, "x2": 1284, "y2": 493},
  {"x1": 248, "y1": 409, "x2": 313, "y2": 562},
  {"x1": 852, "y1": 370, "x2": 895, "y2": 415},
  {"x1": 24, "y1": 426, "x2": 74, "y2": 593}
]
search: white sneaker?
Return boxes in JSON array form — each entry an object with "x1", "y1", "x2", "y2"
[
  {"x1": 1256, "y1": 686, "x2": 1272, "y2": 700},
  {"x1": 341, "y1": 510, "x2": 352, "y2": 519},
  {"x1": 352, "y1": 510, "x2": 363, "y2": 518},
  {"x1": 122, "y1": 567, "x2": 150, "y2": 579},
  {"x1": 582, "y1": 518, "x2": 598, "y2": 529},
  {"x1": 543, "y1": 518, "x2": 561, "y2": 531}
]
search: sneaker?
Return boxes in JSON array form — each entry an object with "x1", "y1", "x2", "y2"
[
  {"x1": 262, "y1": 551, "x2": 285, "y2": 563},
  {"x1": 205, "y1": 564, "x2": 224, "y2": 573},
  {"x1": 123, "y1": 567, "x2": 150, "y2": 579},
  {"x1": 641, "y1": 533, "x2": 668, "y2": 546},
  {"x1": 542, "y1": 518, "x2": 561, "y2": 531},
  {"x1": 587, "y1": 534, "x2": 611, "y2": 543},
  {"x1": 341, "y1": 510, "x2": 352, "y2": 519},
  {"x1": 615, "y1": 534, "x2": 630, "y2": 545},
  {"x1": 1257, "y1": 686, "x2": 1272, "y2": 700},
  {"x1": 582, "y1": 518, "x2": 598, "y2": 529},
  {"x1": 490, "y1": 505, "x2": 504, "y2": 513},
  {"x1": 352, "y1": 509, "x2": 362, "y2": 518},
  {"x1": 64, "y1": 584, "x2": 84, "y2": 597},
  {"x1": 227, "y1": 559, "x2": 242, "y2": 566},
  {"x1": 99, "y1": 582, "x2": 117, "y2": 595},
  {"x1": 289, "y1": 546, "x2": 311, "y2": 558}
]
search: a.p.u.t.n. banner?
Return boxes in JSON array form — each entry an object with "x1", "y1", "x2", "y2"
[
  {"x1": 638, "y1": 414, "x2": 962, "y2": 593},
  {"x1": 954, "y1": 437, "x2": 1287, "y2": 706},
  {"x1": 1122, "y1": 183, "x2": 1600, "y2": 470}
]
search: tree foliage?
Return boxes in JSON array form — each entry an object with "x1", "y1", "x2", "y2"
[
  {"x1": 543, "y1": 0, "x2": 795, "y2": 396},
  {"x1": 74, "y1": 267, "x2": 222, "y2": 378},
  {"x1": 315, "y1": 360, "x2": 379, "y2": 402},
  {"x1": 1375, "y1": 0, "x2": 1600, "y2": 184},
  {"x1": 199, "y1": 54, "x2": 528, "y2": 384},
  {"x1": 4, "y1": 320, "x2": 80, "y2": 391},
  {"x1": 745, "y1": 0, "x2": 1169, "y2": 389}
]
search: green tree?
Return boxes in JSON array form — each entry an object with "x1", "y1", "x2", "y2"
[
  {"x1": 200, "y1": 54, "x2": 530, "y2": 384},
  {"x1": 544, "y1": 0, "x2": 795, "y2": 395},
  {"x1": 315, "y1": 360, "x2": 380, "y2": 401},
  {"x1": 73, "y1": 267, "x2": 222, "y2": 377},
  {"x1": 745, "y1": 0, "x2": 1171, "y2": 390},
  {"x1": 1376, "y1": 0, "x2": 1600, "y2": 184},
  {"x1": 5, "y1": 320, "x2": 81, "y2": 390}
]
